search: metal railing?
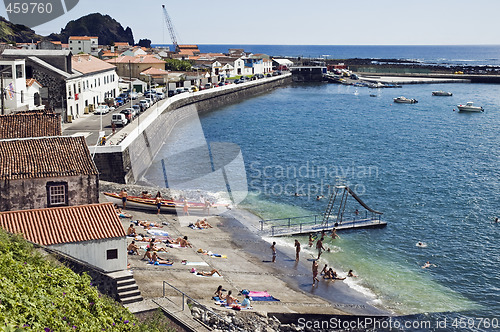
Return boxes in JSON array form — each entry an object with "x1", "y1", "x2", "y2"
[{"x1": 162, "y1": 280, "x2": 240, "y2": 331}]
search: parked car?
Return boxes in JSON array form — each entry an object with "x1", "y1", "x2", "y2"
[
  {"x1": 114, "y1": 97, "x2": 124, "y2": 106},
  {"x1": 120, "y1": 108, "x2": 134, "y2": 121},
  {"x1": 94, "y1": 105, "x2": 110, "y2": 115},
  {"x1": 168, "y1": 90, "x2": 177, "y2": 97},
  {"x1": 111, "y1": 113, "x2": 128, "y2": 127},
  {"x1": 175, "y1": 87, "x2": 185, "y2": 94},
  {"x1": 132, "y1": 105, "x2": 141, "y2": 113},
  {"x1": 234, "y1": 79, "x2": 243, "y2": 84},
  {"x1": 266, "y1": 73, "x2": 272, "y2": 77},
  {"x1": 119, "y1": 93, "x2": 129, "y2": 101},
  {"x1": 190, "y1": 86, "x2": 198, "y2": 92},
  {"x1": 156, "y1": 92, "x2": 165, "y2": 100},
  {"x1": 204, "y1": 83, "x2": 212, "y2": 89},
  {"x1": 255, "y1": 73, "x2": 265, "y2": 79},
  {"x1": 139, "y1": 99, "x2": 150, "y2": 109},
  {"x1": 130, "y1": 92, "x2": 138, "y2": 100}
]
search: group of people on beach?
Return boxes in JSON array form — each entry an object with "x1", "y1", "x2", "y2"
[{"x1": 213, "y1": 285, "x2": 252, "y2": 310}]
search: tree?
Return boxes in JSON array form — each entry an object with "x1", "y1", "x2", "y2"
[{"x1": 164, "y1": 58, "x2": 192, "y2": 71}]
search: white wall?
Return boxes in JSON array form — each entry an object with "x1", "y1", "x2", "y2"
[
  {"x1": 0, "y1": 59, "x2": 28, "y2": 112},
  {"x1": 66, "y1": 70, "x2": 119, "y2": 118},
  {"x1": 50, "y1": 237, "x2": 127, "y2": 272}
]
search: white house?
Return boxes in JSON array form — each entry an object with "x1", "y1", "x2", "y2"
[
  {"x1": 69, "y1": 36, "x2": 99, "y2": 55},
  {"x1": 66, "y1": 54, "x2": 119, "y2": 119},
  {"x1": 0, "y1": 59, "x2": 29, "y2": 113},
  {"x1": 25, "y1": 78, "x2": 43, "y2": 110},
  {"x1": 0, "y1": 203, "x2": 127, "y2": 272}
]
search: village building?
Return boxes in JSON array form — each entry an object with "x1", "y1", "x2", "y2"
[
  {"x1": 36, "y1": 40, "x2": 63, "y2": 50},
  {"x1": 66, "y1": 54, "x2": 119, "y2": 119},
  {"x1": 0, "y1": 112, "x2": 61, "y2": 139},
  {"x1": 25, "y1": 78, "x2": 43, "y2": 110},
  {"x1": 121, "y1": 46, "x2": 147, "y2": 57},
  {"x1": 0, "y1": 203, "x2": 127, "y2": 272},
  {"x1": 0, "y1": 58, "x2": 29, "y2": 113},
  {"x1": 175, "y1": 44, "x2": 200, "y2": 58},
  {"x1": 69, "y1": 36, "x2": 99, "y2": 55},
  {"x1": 0, "y1": 136, "x2": 99, "y2": 212},
  {"x1": 106, "y1": 55, "x2": 165, "y2": 79}
]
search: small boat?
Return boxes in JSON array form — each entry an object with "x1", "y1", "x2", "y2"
[
  {"x1": 456, "y1": 102, "x2": 484, "y2": 112},
  {"x1": 393, "y1": 96, "x2": 418, "y2": 104},
  {"x1": 104, "y1": 192, "x2": 228, "y2": 214},
  {"x1": 432, "y1": 91, "x2": 453, "y2": 96}
]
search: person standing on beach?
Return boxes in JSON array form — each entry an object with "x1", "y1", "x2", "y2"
[
  {"x1": 312, "y1": 260, "x2": 319, "y2": 286},
  {"x1": 316, "y1": 237, "x2": 325, "y2": 259},
  {"x1": 155, "y1": 194, "x2": 162, "y2": 215},
  {"x1": 183, "y1": 199, "x2": 190, "y2": 216},
  {"x1": 271, "y1": 242, "x2": 277, "y2": 263},
  {"x1": 308, "y1": 234, "x2": 314, "y2": 247},
  {"x1": 119, "y1": 189, "x2": 128, "y2": 209},
  {"x1": 294, "y1": 239, "x2": 301, "y2": 261}
]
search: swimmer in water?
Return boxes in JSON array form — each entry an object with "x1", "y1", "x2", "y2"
[
  {"x1": 416, "y1": 241, "x2": 427, "y2": 248},
  {"x1": 422, "y1": 261, "x2": 437, "y2": 269}
]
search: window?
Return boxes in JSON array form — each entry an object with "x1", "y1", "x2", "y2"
[
  {"x1": 16, "y1": 64, "x2": 23, "y2": 78},
  {"x1": 21, "y1": 91, "x2": 24, "y2": 103},
  {"x1": 46, "y1": 182, "x2": 68, "y2": 207},
  {"x1": 107, "y1": 249, "x2": 118, "y2": 260}
]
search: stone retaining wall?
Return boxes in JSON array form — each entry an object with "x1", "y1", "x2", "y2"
[{"x1": 93, "y1": 75, "x2": 291, "y2": 184}]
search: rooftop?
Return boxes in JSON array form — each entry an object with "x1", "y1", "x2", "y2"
[
  {"x1": 106, "y1": 55, "x2": 165, "y2": 65},
  {"x1": 69, "y1": 36, "x2": 98, "y2": 41},
  {"x1": 0, "y1": 203, "x2": 125, "y2": 246},
  {"x1": 0, "y1": 136, "x2": 98, "y2": 180},
  {"x1": 71, "y1": 54, "x2": 116, "y2": 74},
  {"x1": 0, "y1": 112, "x2": 60, "y2": 139}
]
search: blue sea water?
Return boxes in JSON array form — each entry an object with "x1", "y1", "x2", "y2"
[
  {"x1": 194, "y1": 82, "x2": 500, "y2": 330},
  {"x1": 144, "y1": 46, "x2": 500, "y2": 330},
  {"x1": 152, "y1": 44, "x2": 500, "y2": 66}
]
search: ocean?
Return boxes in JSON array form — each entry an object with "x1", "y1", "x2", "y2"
[
  {"x1": 143, "y1": 46, "x2": 500, "y2": 331},
  {"x1": 152, "y1": 44, "x2": 500, "y2": 66}
]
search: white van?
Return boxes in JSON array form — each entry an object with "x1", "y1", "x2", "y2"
[{"x1": 111, "y1": 113, "x2": 128, "y2": 127}]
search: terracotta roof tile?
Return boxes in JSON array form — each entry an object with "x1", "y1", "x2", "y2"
[
  {"x1": 106, "y1": 55, "x2": 165, "y2": 65},
  {"x1": 0, "y1": 203, "x2": 125, "y2": 245},
  {"x1": 69, "y1": 36, "x2": 98, "y2": 40},
  {"x1": 0, "y1": 136, "x2": 98, "y2": 180},
  {"x1": 0, "y1": 113, "x2": 60, "y2": 139},
  {"x1": 26, "y1": 78, "x2": 42, "y2": 87}
]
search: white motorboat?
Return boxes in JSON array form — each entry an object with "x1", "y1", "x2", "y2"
[
  {"x1": 456, "y1": 102, "x2": 484, "y2": 112},
  {"x1": 393, "y1": 96, "x2": 418, "y2": 104},
  {"x1": 432, "y1": 91, "x2": 453, "y2": 96}
]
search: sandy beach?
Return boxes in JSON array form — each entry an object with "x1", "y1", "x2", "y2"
[{"x1": 101, "y1": 182, "x2": 390, "y2": 328}]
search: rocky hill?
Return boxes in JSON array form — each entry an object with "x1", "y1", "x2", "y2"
[
  {"x1": 0, "y1": 16, "x2": 43, "y2": 43},
  {"x1": 47, "y1": 13, "x2": 134, "y2": 46}
]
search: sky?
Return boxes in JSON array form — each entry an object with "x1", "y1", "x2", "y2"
[{"x1": 1, "y1": 0, "x2": 500, "y2": 45}]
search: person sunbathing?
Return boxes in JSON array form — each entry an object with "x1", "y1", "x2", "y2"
[
  {"x1": 197, "y1": 269, "x2": 221, "y2": 277},
  {"x1": 127, "y1": 241, "x2": 139, "y2": 255},
  {"x1": 137, "y1": 220, "x2": 163, "y2": 229},
  {"x1": 126, "y1": 224, "x2": 137, "y2": 237},
  {"x1": 115, "y1": 204, "x2": 132, "y2": 218},
  {"x1": 225, "y1": 290, "x2": 238, "y2": 306},
  {"x1": 142, "y1": 248, "x2": 153, "y2": 261},
  {"x1": 148, "y1": 239, "x2": 168, "y2": 252},
  {"x1": 150, "y1": 251, "x2": 172, "y2": 265},
  {"x1": 195, "y1": 218, "x2": 213, "y2": 229},
  {"x1": 214, "y1": 285, "x2": 226, "y2": 300}
]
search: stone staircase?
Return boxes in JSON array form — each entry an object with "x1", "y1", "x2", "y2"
[{"x1": 107, "y1": 270, "x2": 143, "y2": 305}]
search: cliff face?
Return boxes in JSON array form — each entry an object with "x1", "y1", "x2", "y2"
[
  {"x1": 0, "y1": 16, "x2": 43, "y2": 43},
  {"x1": 48, "y1": 13, "x2": 134, "y2": 46}
]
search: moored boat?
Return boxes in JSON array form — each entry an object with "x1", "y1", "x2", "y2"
[
  {"x1": 393, "y1": 96, "x2": 418, "y2": 104},
  {"x1": 104, "y1": 192, "x2": 227, "y2": 214},
  {"x1": 456, "y1": 102, "x2": 484, "y2": 112},
  {"x1": 432, "y1": 91, "x2": 453, "y2": 96}
]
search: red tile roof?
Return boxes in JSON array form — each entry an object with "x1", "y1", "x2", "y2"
[
  {"x1": 140, "y1": 67, "x2": 168, "y2": 76},
  {"x1": 0, "y1": 113, "x2": 60, "y2": 139},
  {"x1": 0, "y1": 136, "x2": 98, "y2": 180},
  {"x1": 26, "y1": 78, "x2": 42, "y2": 88},
  {"x1": 0, "y1": 203, "x2": 125, "y2": 246},
  {"x1": 106, "y1": 55, "x2": 165, "y2": 65}
]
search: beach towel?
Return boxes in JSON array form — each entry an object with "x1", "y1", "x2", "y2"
[
  {"x1": 147, "y1": 229, "x2": 169, "y2": 237},
  {"x1": 147, "y1": 261, "x2": 173, "y2": 266},
  {"x1": 248, "y1": 291, "x2": 280, "y2": 301},
  {"x1": 166, "y1": 243, "x2": 189, "y2": 248},
  {"x1": 182, "y1": 261, "x2": 209, "y2": 266}
]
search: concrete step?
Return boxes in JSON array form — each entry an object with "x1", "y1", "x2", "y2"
[
  {"x1": 119, "y1": 289, "x2": 141, "y2": 299},
  {"x1": 116, "y1": 278, "x2": 136, "y2": 287},
  {"x1": 121, "y1": 295, "x2": 143, "y2": 305},
  {"x1": 117, "y1": 284, "x2": 138, "y2": 293}
]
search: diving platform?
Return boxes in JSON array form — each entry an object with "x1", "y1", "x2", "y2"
[
  {"x1": 259, "y1": 185, "x2": 387, "y2": 237},
  {"x1": 259, "y1": 215, "x2": 386, "y2": 237}
]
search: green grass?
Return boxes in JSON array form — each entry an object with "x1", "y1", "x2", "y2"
[{"x1": 0, "y1": 229, "x2": 174, "y2": 331}]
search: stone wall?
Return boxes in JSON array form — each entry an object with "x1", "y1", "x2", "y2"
[
  {"x1": 0, "y1": 175, "x2": 98, "y2": 211},
  {"x1": 94, "y1": 75, "x2": 291, "y2": 184}
]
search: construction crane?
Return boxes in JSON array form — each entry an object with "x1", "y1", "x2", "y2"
[{"x1": 162, "y1": 4, "x2": 179, "y2": 49}]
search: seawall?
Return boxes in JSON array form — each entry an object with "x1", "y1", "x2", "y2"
[{"x1": 92, "y1": 74, "x2": 292, "y2": 184}]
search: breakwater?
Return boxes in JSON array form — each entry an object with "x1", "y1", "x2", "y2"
[{"x1": 92, "y1": 74, "x2": 292, "y2": 184}]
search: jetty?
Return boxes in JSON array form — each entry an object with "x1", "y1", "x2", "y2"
[{"x1": 259, "y1": 186, "x2": 387, "y2": 237}]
